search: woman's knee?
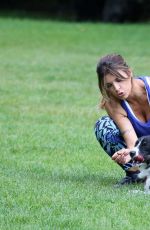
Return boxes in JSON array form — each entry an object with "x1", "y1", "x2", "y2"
[
  {"x1": 94, "y1": 115, "x2": 126, "y2": 156},
  {"x1": 95, "y1": 116, "x2": 120, "y2": 143},
  {"x1": 94, "y1": 116, "x2": 134, "y2": 171}
]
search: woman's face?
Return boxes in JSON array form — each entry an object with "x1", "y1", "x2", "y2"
[{"x1": 104, "y1": 69, "x2": 132, "y2": 100}]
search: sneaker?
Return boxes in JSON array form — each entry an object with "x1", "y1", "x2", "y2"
[{"x1": 114, "y1": 171, "x2": 145, "y2": 187}]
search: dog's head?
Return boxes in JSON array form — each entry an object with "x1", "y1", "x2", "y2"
[{"x1": 130, "y1": 135, "x2": 150, "y2": 165}]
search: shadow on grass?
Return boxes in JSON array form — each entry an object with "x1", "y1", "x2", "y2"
[{"x1": 50, "y1": 170, "x2": 119, "y2": 187}]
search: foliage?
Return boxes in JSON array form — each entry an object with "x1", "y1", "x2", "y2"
[{"x1": 0, "y1": 0, "x2": 150, "y2": 22}]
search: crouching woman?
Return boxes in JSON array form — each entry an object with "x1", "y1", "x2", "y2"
[{"x1": 94, "y1": 54, "x2": 150, "y2": 186}]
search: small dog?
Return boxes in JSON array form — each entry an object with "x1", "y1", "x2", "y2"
[{"x1": 130, "y1": 135, "x2": 150, "y2": 194}]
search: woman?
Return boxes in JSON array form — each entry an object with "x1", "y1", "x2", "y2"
[{"x1": 94, "y1": 54, "x2": 150, "y2": 186}]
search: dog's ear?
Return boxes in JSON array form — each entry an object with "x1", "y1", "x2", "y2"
[
  {"x1": 134, "y1": 139, "x2": 139, "y2": 146},
  {"x1": 145, "y1": 156, "x2": 150, "y2": 168}
]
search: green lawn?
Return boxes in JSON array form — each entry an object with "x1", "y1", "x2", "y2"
[{"x1": 0, "y1": 17, "x2": 150, "y2": 229}]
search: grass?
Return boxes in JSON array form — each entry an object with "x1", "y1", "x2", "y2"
[{"x1": 0, "y1": 16, "x2": 150, "y2": 229}]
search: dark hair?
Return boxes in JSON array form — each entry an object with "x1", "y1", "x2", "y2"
[{"x1": 96, "y1": 54, "x2": 130, "y2": 98}]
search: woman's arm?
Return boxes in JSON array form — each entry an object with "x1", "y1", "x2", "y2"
[
  {"x1": 103, "y1": 98, "x2": 138, "y2": 164},
  {"x1": 104, "y1": 98, "x2": 138, "y2": 148}
]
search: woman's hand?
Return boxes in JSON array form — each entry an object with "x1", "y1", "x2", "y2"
[{"x1": 112, "y1": 148, "x2": 131, "y2": 165}]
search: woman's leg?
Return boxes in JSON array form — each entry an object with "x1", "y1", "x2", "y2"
[
  {"x1": 94, "y1": 115, "x2": 133, "y2": 171},
  {"x1": 94, "y1": 116, "x2": 142, "y2": 185}
]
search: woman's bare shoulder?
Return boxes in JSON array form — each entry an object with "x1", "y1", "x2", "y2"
[{"x1": 100, "y1": 97, "x2": 127, "y2": 117}]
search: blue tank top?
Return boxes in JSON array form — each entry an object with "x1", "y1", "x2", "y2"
[{"x1": 121, "y1": 76, "x2": 150, "y2": 137}]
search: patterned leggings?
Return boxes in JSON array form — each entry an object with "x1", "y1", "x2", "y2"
[{"x1": 94, "y1": 116, "x2": 134, "y2": 171}]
